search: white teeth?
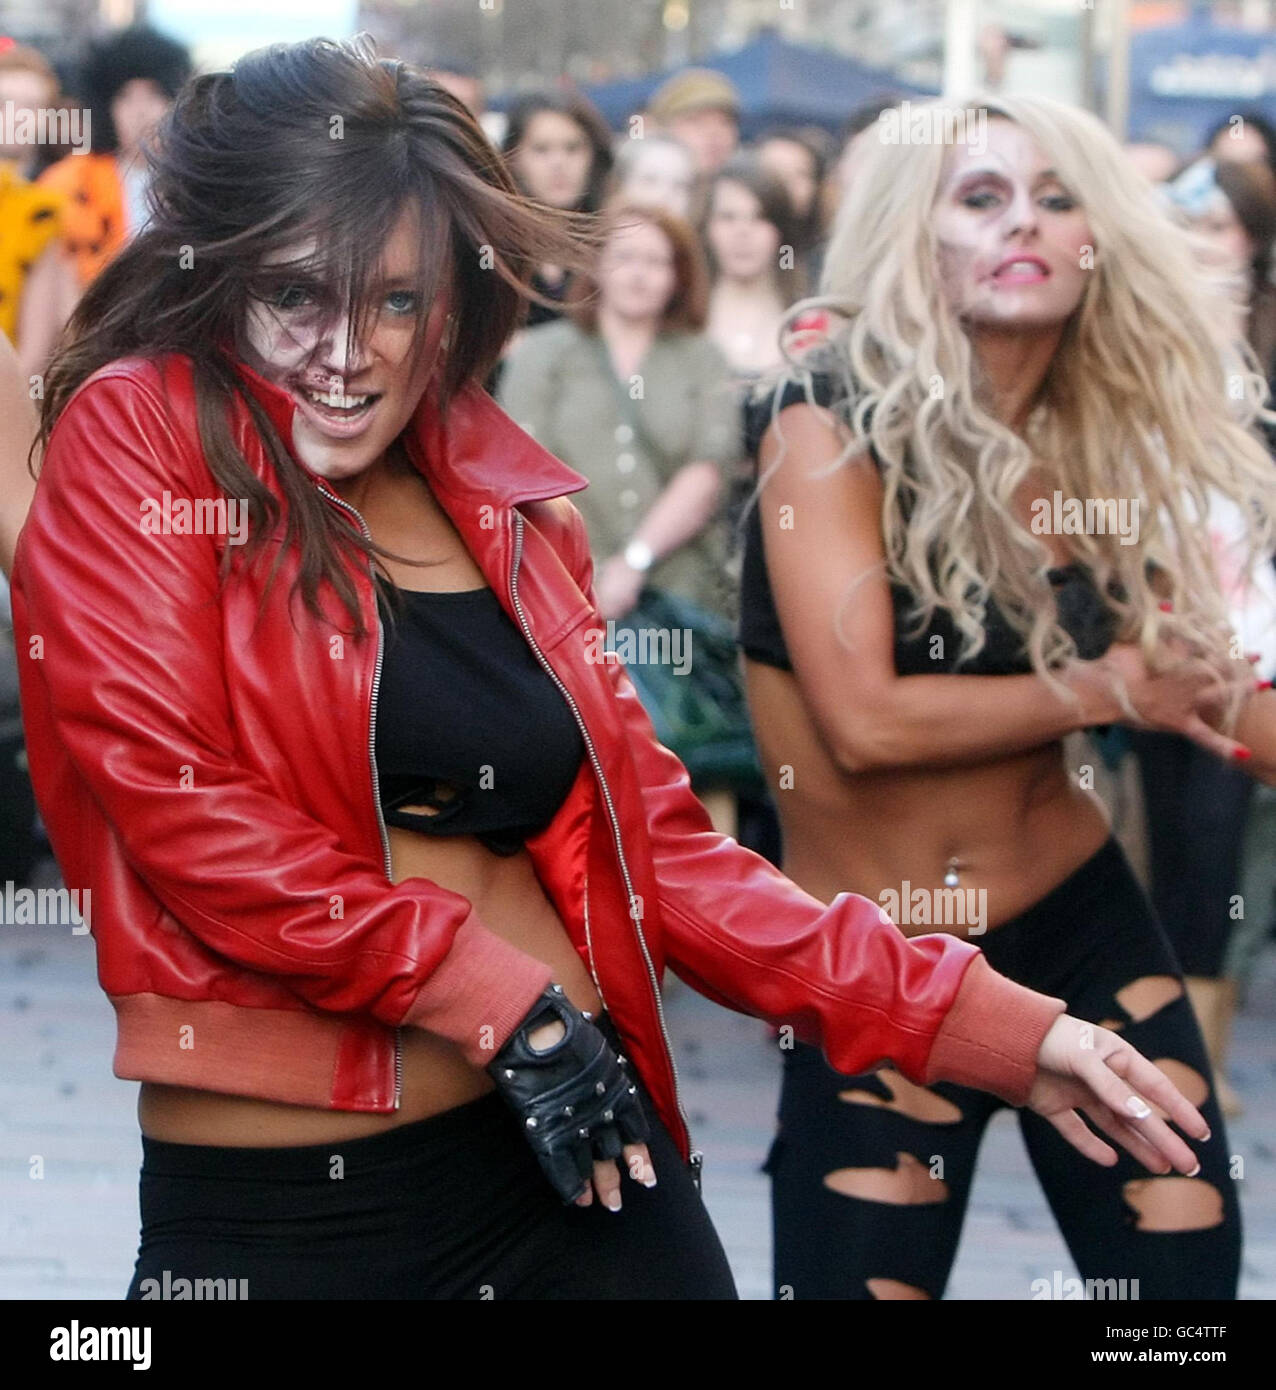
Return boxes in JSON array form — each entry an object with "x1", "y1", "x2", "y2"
[
  {"x1": 1001, "y1": 261, "x2": 1043, "y2": 275},
  {"x1": 304, "y1": 388, "x2": 371, "y2": 410}
]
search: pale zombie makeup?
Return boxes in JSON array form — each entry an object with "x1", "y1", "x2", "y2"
[
  {"x1": 933, "y1": 118, "x2": 1095, "y2": 332},
  {"x1": 241, "y1": 207, "x2": 450, "y2": 484}
]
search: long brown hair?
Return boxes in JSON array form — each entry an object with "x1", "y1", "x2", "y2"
[{"x1": 41, "y1": 34, "x2": 603, "y2": 635}]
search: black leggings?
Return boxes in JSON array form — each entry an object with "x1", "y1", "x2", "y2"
[
  {"x1": 125, "y1": 1013, "x2": 737, "y2": 1300},
  {"x1": 1129, "y1": 729, "x2": 1255, "y2": 977},
  {"x1": 766, "y1": 837, "x2": 1241, "y2": 1301}
]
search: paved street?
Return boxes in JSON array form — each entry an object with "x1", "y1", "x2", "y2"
[{"x1": 1, "y1": 857, "x2": 1273, "y2": 1300}]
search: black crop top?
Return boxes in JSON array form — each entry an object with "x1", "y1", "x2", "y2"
[
  {"x1": 737, "y1": 371, "x2": 1119, "y2": 676},
  {"x1": 373, "y1": 585, "x2": 585, "y2": 856}
]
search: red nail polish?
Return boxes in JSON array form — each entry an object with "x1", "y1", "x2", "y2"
[
  {"x1": 1257, "y1": 680, "x2": 1273, "y2": 692},
  {"x1": 1233, "y1": 746, "x2": 1252, "y2": 761},
  {"x1": 1158, "y1": 600, "x2": 1173, "y2": 612}
]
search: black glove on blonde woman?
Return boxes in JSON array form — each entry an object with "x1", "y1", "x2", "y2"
[{"x1": 486, "y1": 983, "x2": 650, "y2": 1204}]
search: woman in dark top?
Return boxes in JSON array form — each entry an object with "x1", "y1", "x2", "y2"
[
  {"x1": 499, "y1": 92, "x2": 614, "y2": 333},
  {"x1": 738, "y1": 94, "x2": 1276, "y2": 1300}
]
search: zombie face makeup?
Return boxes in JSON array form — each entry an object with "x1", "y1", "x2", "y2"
[
  {"x1": 241, "y1": 206, "x2": 450, "y2": 485},
  {"x1": 933, "y1": 117, "x2": 1094, "y2": 332}
]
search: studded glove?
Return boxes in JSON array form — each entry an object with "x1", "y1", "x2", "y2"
[{"x1": 486, "y1": 983, "x2": 650, "y2": 1204}]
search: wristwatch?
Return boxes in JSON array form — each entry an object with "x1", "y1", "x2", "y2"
[{"x1": 623, "y1": 538, "x2": 655, "y2": 573}]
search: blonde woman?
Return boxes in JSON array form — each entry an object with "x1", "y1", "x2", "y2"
[{"x1": 739, "y1": 94, "x2": 1276, "y2": 1300}]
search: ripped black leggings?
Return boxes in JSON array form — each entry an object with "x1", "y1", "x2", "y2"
[{"x1": 766, "y1": 837, "x2": 1241, "y2": 1300}]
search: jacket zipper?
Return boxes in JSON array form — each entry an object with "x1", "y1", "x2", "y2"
[
  {"x1": 508, "y1": 511, "x2": 697, "y2": 1166},
  {"x1": 581, "y1": 868, "x2": 606, "y2": 1003},
  {"x1": 315, "y1": 485, "x2": 402, "y2": 1111}
]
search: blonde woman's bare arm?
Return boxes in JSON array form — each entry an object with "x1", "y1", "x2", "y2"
[{"x1": 758, "y1": 403, "x2": 1244, "y2": 772}]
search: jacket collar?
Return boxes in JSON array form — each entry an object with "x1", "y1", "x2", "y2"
[{"x1": 222, "y1": 350, "x2": 588, "y2": 510}]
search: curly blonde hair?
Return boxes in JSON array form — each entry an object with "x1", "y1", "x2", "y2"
[{"x1": 747, "y1": 92, "x2": 1276, "y2": 708}]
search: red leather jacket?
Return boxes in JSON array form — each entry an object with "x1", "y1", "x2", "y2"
[{"x1": 11, "y1": 353, "x2": 1066, "y2": 1163}]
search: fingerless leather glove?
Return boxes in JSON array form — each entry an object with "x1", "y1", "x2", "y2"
[{"x1": 486, "y1": 983, "x2": 650, "y2": 1204}]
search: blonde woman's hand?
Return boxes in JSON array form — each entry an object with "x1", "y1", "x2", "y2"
[
  {"x1": 1086, "y1": 640, "x2": 1246, "y2": 760},
  {"x1": 1026, "y1": 1014, "x2": 1210, "y2": 1174}
]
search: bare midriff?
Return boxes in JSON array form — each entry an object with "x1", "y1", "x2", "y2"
[
  {"x1": 138, "y1": 826, "x2": 603, "y2": 1146},
  {"x1": 742, "y1": 657, "x2": 1112, "y2": 940}
]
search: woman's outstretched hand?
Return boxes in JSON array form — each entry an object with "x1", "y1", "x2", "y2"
[{"x1": 1025, "y1": 1014, "x2": 1211, "y2": 1174}]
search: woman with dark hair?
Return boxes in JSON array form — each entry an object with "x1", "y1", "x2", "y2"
[
  {"x1": 499, "y1": 91, "x2": 615, "y2": 334},
  {"x1": 755, "y1": 126, "x2": 831, "y2": 277},
  {"x1": 12, "y1": 40, "x2": 1210, "y2": 1301},
  {"x1": 38, "y1": 24, "x2": 191, "y2": 287},
  {"x1": 1204, "y1": 108, "x2": 1276, "y2": 178},
  {"x1": 702, "y1": 152, "x2": 808, "y2": 386}
]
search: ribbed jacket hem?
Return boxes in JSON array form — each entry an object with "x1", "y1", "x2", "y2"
[
  {"x1": 111, "y1": 993, "x2": 399, "y2": 1112},
  {"x1": 923, "y1": 954, "x2": 1067, "y2": 1107}
]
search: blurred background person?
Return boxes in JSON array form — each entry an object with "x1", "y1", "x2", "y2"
[
  {"x1": 0, "y1": 329, "x2": 40, "y2": 886},
  {"x1": 1124, "y1": 138, "x2": 1181, "y2": 186},
  {"x1": 702, "y1": 152, "x2": 807, "y2": 387},
  {"x1": 0, "y1": 42, "x2": 76, "y2": 379},
  {"x1": 608, "y1": 132, "x2": 696, "y2": 221},
  {"x1": 1203, "y1": 108, "x2": 1276, "y2": 177},
  {"x1": 645, "y1": 67, "x2": 741, "y2": 222},
  {"x1": 39, "y1": 24, "x2": 190, "y2": 291},
  {"x1": 499, "y1": 200, "x2": 738, "y2": 620},
  {"x1": 497, "y1": 200, "x2": 745, "y2": 832},
  {"x1": 1126, "y1": 153, "x2": 1276, "y2": 1118},
  {"x1": 755, "y1": 125, "x2": 832, "y2": 288},
  {"x1": 499, "y1": 90, "x2": 614, "y2": 334},
  {"x1": 424, "y1": 54, "x2": 484, "y2": 121}
]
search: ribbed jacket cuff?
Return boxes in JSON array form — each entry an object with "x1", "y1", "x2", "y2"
[
  {"x1": 923, "y1": 953, "x2": 1066, "y2": 1107},
  {"x1": 400, "y1": 911, "x2": 554, "y2": 1066}
]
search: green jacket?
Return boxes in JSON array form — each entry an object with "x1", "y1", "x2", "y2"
[{"x1": 497, "y1": 318, "x2": 742, "y2": 616}]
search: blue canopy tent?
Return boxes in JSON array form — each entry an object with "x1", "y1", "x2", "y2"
[
  {"x1": 1113, "y1": 14, "x2": 1276, "y2": 156},
  {"x1": 492, "y1": 26, "x2": 935, "y2": 140}
]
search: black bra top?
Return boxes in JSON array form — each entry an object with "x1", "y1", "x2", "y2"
[
  {"x1": 737, "y1": 370, "x2": 1119, "y2": 676},
  {"x1": 373, "y1": 585, "x2": 585, "y2": 856}
]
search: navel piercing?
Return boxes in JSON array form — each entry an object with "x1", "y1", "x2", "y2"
[{"x1": 944, "y1": 856, "x2": 962, "y2": 888}]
